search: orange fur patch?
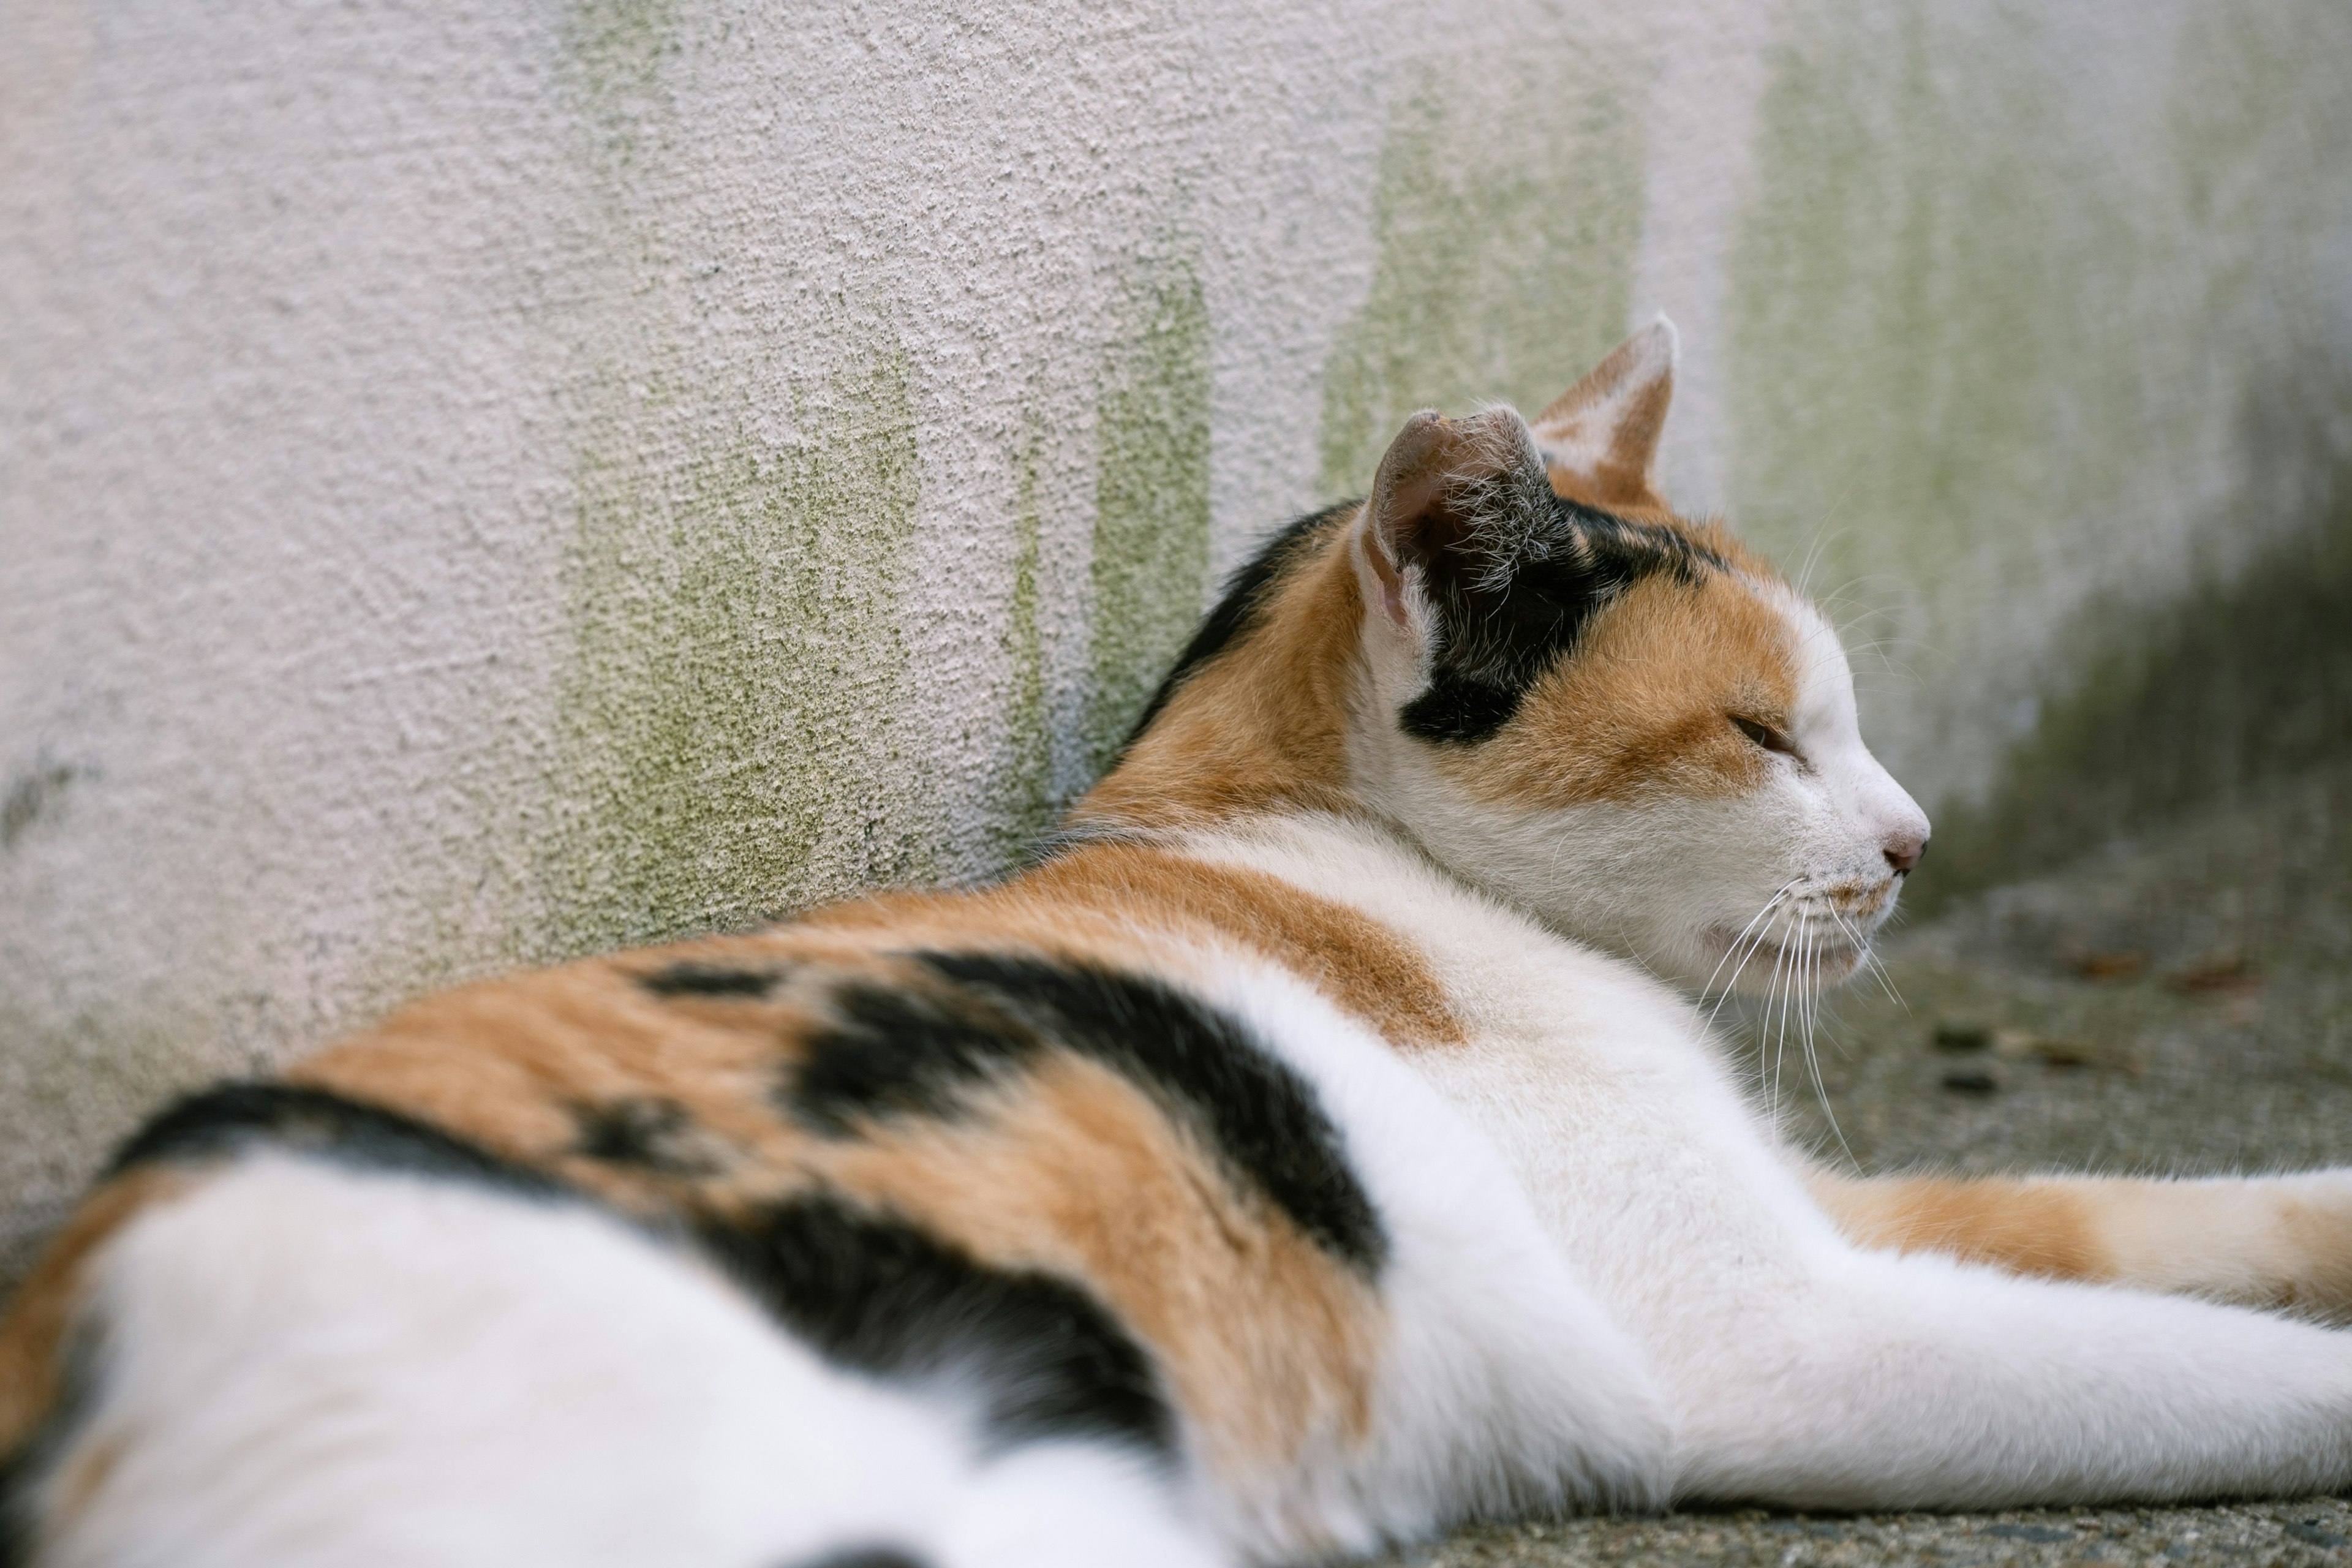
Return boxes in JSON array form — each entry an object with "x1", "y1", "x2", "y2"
[
  {"x1": 1014, "y1": 843, "x2": 1464, "y2": 1047},
  {"x1": 796, "y1": 845, "x2": 1459, "y2": 1047},
  {"x1": 0, "y1": 1167, "x2": 194, "y2": 1464},
  {"x1": 1531, "y1": 342, "x2": 1675, "y2": 513},
  {"x1": 286, "y1": 948, "x2": 816, "y2": 1215},
  {"x1": 268, "y1": 917, "x2": 1392, "y2": 1479},
  {"x1": 2274, "y1": 1191, "x2": 2352, "y2": 1319},
  {"x1": 1461, "y1": 560, "x2": 1801, "y2": 809},
  {"x1": 809, "y1": 1050, "x2": 1382, "y2": 1475},
  {"x1": 1071, "y1": 513, "x2": 1365, "y2": 832},
  {"x1": 1809, "y1": 1171, "x2": 2111, "y2": 1283}
]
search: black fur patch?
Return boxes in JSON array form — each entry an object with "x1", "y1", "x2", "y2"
[
  {"x1": 790, "y1": 952, "x2": 1385, "y2": 1275},
  {"x1": 1400, "y1": 496, "x2": 1726, "y2": 745},
  {"x1": 94, "y1": 1086, "x2": 1164, "y2": 1462},
  {"x1": 638, "y1": 961, "x2": 782, "y2": 998},
  {"x1": 571, "y1": 1096, "x2": 725, "y2": 1176},
  {"x1": 699, "y1": 1191, "x2": 1171, "y2": 1455},
  {"x1": 1122, "y1": 500, "x2": 1359, "y2": 750},
  {"x1": 0, "y1": 1317, "x2": 105, "y2": 1567},
  {"x1": 778, "y1": 1551, "x2": 930, "y2": 1568},
  {"x1": 790, "y1": 979, "x2": 1034, "y2": 1134},
  {"x1": 106, "y1": 1082, "x2": 562, "y2": 1199},
  {"x1": 0, "y1": 1476, "x2": 22, "y2": 1568}
]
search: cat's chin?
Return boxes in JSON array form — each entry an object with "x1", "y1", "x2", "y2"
[{"x1": 1696, "y1": 923, "x2": 1869, "y2": 993}]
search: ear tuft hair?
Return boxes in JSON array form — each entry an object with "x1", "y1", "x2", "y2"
[{"x1": 1367, "y1": 407, "x2": 1566, "y2": 598}]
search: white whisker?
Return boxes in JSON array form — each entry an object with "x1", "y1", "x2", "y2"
[
  {"x1": 1800, "y1": 921, "x2": 1858, "y2": 1168},
  {"x1": 1697, "y1": 881, "x2": 1799, "y2": 1005},
  {"x1": 1762, "y1": 930, "x2": 1793, "y2": 1134},
  {"x1": 1834, "y1": 909, "x2": 1905, "y2": 1011},
  {"x1": 1703, "y1": 885, "x2": 1795, "y2": 1039}
]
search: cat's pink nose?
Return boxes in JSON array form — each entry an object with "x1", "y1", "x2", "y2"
[{"x1": 1883, "y1": 832, "x2": 1926, "y2": 875}]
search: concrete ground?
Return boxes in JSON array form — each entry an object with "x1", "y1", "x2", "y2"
[
  {"x1": 1388, "y1": 758, "x2": 2352, "y2": 1565},
  {"x1": 1395, "y1": 1499, "x2": 2352, "y2": 1567}
]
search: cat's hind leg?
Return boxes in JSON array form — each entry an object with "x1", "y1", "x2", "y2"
[
  {"x1": 930, "y1": 1443, "x2": 1221, "y2": 1568},
  {"x1": 12, "y1": 1153, "x2": 1223, "y2": 1568}
]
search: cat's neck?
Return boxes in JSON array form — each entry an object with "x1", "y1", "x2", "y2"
[{"x1": 1068, "y1": 509, "x2": 1372, "y2": 835}]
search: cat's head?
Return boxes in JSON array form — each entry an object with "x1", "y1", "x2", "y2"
[{"x1": 1338, "y1": 320, "x2": 1929, "y2": 993}]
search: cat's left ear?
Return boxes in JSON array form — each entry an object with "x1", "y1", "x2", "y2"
[
  {"x1": 1360, "y1": 406, "x2": 1558, "y2": 635},
  {"x1": 1529, "y1": 315, "x2": 1676, "y2": 511}
]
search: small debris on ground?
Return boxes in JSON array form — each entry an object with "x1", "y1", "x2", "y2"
[
  {"x1": 1991, "y1": 1029, "x2": 2145, "y2": 1075},
  {"x1": 2068, "y1": 948, "x2": 2147, "y2": 981},
  {"x1": 1931, "y1": 1020, "x2": 1991, "y2": 1051},
  {"x1": 2168, "y1": 948, "x2": 2264, "y2": 996},
  {"x1": 1929, "y1": 1022, "x2": 2142, "y2": 1075}
]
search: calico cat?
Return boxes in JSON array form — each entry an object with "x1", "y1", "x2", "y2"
[{"x1": 4, "y1": 322, "x2": 2351, "y2": 1568}]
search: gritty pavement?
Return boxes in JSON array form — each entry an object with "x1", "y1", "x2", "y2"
[
  {"x1": 1391, "y1": 1499, "x2": 2352, "y2": 1567},
  {"x1": 1386, "y1": 760, "x2": 2352, "y2": 1566}
]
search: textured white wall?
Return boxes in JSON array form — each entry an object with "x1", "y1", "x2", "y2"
[{"x1": 4, "y1": 0, "x2": 2348, "y2": 1256}]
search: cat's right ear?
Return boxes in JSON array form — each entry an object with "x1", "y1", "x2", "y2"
[
  {"x1": 1529, "y1": 316, "x2": 1676, "y2": 511},
  {"x1": 1362, "y1": 407, "x2": 1553, "y2": 632}
]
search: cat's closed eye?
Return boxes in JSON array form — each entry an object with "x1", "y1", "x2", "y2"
[{"x1": 1730, "y1": 715, "x2": 1795, "y2": 756}]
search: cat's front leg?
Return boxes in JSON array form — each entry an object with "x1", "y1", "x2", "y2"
[
  {"x1": 1663, "y1": 1239, "x2": 2352, "y2": 1510},
  {"x1": 1806, "y1": 1166, "x2": 2352, "y2": 1321}
]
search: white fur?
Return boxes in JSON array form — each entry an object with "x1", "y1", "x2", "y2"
[{"x1": 39, "y1": 1156, "x2": 1218, "y2": 1568}]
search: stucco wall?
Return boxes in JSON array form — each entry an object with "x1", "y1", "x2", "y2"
[{"x1": 4, "y1": 0, "x2": 2348, "y2": 1253}]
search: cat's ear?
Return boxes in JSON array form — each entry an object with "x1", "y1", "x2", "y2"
[
  {"x1": 1362, "y1": 406, "x2": 1555, "y2": 630},
  {"x1": 1528, "y1": 315, "x2": 1676, "y2": 511}
]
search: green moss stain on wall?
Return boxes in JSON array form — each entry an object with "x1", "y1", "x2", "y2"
[
  {"x1": 562, "y1": 0, "x2": 680, "y2": 172},
  {"x1": 1726, "y1": 0, "x2": 2352, "y2": 899},
  {"x1": 1724, "y1": 0, "x2": 2157, "y2": 813},
  {"x1": 1084, "y1": 248, "x2": 1213, "y2": 775},
  {"x1": 991, "y1": 421, "x2": 1055, "y2": 861},
  {"x1": 2161, "y1": 0, "x2": 2352, "y2": 377},
  {"x1": 2171, "y1": 0, "x2": 2351, "y2": 205},
  {"x1": 1319, "y1": 47, "x2": 1646, "y2": 497},
  {"x1": 514, "y1": 1, "x2": 940, "y2": 955},
  {"x1": 542, "y1": 330, "x2": 927, "y2": 954},
  {"x1": 1915, "y1": 0, "x2": 2352, "y2": 907}
]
